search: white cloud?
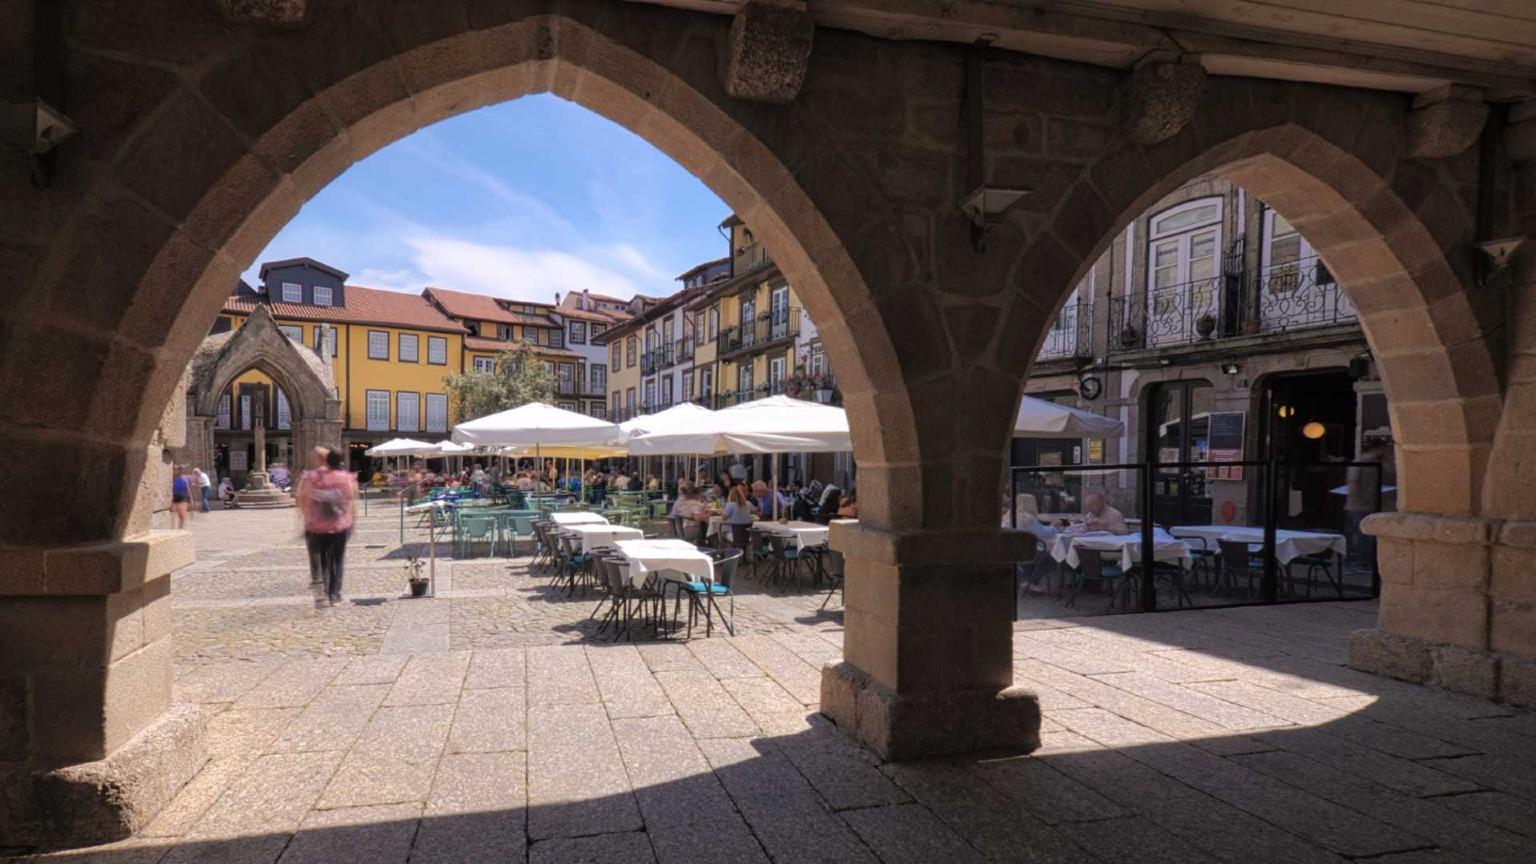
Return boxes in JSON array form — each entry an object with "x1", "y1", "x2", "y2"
[{"x1": 406, "y1": 237, "x2": 652, "y2": 302}]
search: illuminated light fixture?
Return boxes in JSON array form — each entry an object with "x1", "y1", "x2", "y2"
[
  {"x1": 1302, "y1": 421, "x2": 1326, "y2": 440},
  {"x1": 1276, "y1": 404, "x2": 1296, "y2": 419},
  {"x1": 1221, "y1": 363, "x2": 1241, "y2": 375}
]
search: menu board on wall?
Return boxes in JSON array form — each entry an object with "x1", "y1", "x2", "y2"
[
  {"x1": 1208, "y1": 411, "x2": 1245, "y2": 480},
  {"x1": 229, "y1": 450, "x2": 248, "y2": 472}
]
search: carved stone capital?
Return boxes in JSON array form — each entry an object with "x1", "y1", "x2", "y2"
[
  {"x1": 723, "y1": 0, "x2": 815, "y2": 105},
  {"x1": 1408, "y1": 84, "x2": 1489, "y2": 159},
  {"x1": 1121, "y1": 60, "x2": 1206, "y2": 145}
]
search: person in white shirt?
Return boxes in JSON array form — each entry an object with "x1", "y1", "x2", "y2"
[{"x1": 196, "y1": 467, "x2": 213, "y2": 512}]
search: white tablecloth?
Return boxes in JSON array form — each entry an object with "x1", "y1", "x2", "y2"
[
  {"x1": 562, "y1": 523, "x2": 643, "y2": 551},
  {"x1": 549, "y1": 511, "x2": 608, "y2": 526},
  {"x1": 1170, "y1": 526, "x2": 1347, "y2": 565},
  {"x1": 753, "y1": 520, "x2": 830, "y2": 548},
  {"x1": 615, "y1": 539, "x2": 715, "y2": 588},
  {"x1": 1050, "y1": 530, "x2": 1191, "y2": 571}
]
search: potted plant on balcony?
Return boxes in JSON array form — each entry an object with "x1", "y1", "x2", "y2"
[
  {"x1": 405, "y1": 557, "x2": 429, "y2": 597},
  {"x1": 1196, "y1": 313, "x2": 1216, "y2": 340},
  {"x1": 1118, "y1": 324, "x2": 1140, "y2": 349}
]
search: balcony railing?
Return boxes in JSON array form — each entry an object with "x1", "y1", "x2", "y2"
[
  {"x1": 1038, "y1": 302, "x2": 1094, "y2": 361},
  {"x1": 675, "y1": 337, "x2": 694, "y2": 364},
  {"x1": 717, "y1": 308, "x2": 801, "y2": 359},
  {"x1": 1107, "y1": 257, "x2": 1356, "y2": 352},
  {"x1": 640, "y1": 343, "x2": 676, "y2": 376},
  {"x1": 733, "y1": 241, "x2": 772, "y2": 275}
]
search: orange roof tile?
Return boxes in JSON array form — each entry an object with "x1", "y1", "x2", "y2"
[
  {"x1": 423, "y1": 286, "x2": 525, "y2": 325},
  {"x1": 222, "y1": 285, "x2": 467, "y2": 333}
]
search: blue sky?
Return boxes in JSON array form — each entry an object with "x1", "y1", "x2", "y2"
[{"x1": 246, "y1": 95, "x2": 731, "y2": 302}]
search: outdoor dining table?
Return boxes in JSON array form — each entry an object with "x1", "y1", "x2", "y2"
[
  {"x1": 752, "y1": 520, "x2": 830, "y2": 549},
  {"x1": 614, "y1": 539, "x2": 715, "y2": 589},
  {"x1": 549, "y1": 511, "x2": 609, "y2": 526},
  {"x1": 562, "y1": 522, "x2": 644, "y2": 552},
  {"x1": 1049, "y1": 529, "x2": 1192, "y2": 571},
  {"x1": 1169, "y1": 526, "x2": 1347, "y2": 565}
]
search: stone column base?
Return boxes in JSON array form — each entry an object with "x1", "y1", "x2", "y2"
[
  {"x1": 2, "y1": 704, "x2": 210, "y2": 850},
  {"x1": 820, "y1": 661, "x2": 1041, "y2": 761},
  {"x1": 1349, "y1": 628, "x2": 1536, "y2": 707}
]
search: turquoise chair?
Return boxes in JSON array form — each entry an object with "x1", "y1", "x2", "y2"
[
  {"x1": 507, "y1": 513, "x2": 540, "y2": 556},
  {"x1": 457, "y1": 513, "x2": 500, "y2": 558}
]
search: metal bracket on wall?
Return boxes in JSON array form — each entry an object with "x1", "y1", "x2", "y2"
[{"x1": 959, "y1": 35, "x2": 1029, "y2": 253}]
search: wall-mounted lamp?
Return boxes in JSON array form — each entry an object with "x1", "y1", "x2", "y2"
[
  {"x1": 960, "y1": 35, "x2": 1031, "y2": 252},
  {"x1": 1276, "y1": 404, "x2": 1296, "y2": 419},
  {"x1": 1221, "y1": 362, "x2": 1241, "y2": 375},
  {"x1": 1302, "y1": 421, "x2": 1326, "y2": 440}
]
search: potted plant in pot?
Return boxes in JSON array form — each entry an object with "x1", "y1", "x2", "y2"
[
  {"x1": 405, "y1": 557, "x2": 429, "y2": 597},
  {"x1": 1195, "y1": 313, "x2": 1216, "y2": 340},
  {"x1": 1119, "y1": 325, "x2": 1140, "y2": 349}
]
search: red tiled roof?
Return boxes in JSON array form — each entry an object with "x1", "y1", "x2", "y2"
[
  {"x1": 556, "y1": 306, "x2": 624, "y2": 324},
  {"x1": 463, "y1": 336, "x2": 583, "y2": 360},
  {"x1": 423, "y1": 286, "x2": 523, "y2": 325},
  {"x1": 222, "y1": 285, "x2": 467, "y2": 333}
]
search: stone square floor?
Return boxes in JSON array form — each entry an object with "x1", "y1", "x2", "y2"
[{"x1": 11, "y1": 505, "x2": 1536, "y2": 863}]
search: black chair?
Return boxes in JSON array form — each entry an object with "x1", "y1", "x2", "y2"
[
  {"x1": 767, "y1": 534, "x2": 809, "y2": 592},
  {"x1": 1217, "y1": 540, "x2": 1263, "y2": 598},
  {"x1": 1297, "y1": 550, "x2": 1343, "y2": 598},
  {"x1": 1065, "y1": 547, "x2": 1135, "y2": 611},
  {"x1": 679, "y1": 548, "x2": 742, "y2": 638},
  {"x1": 818, "y1": 548, "x2": 846, "y2": 611},
  {"x1": 728, "y1": 522, "x2": 751, "y2": 549}
]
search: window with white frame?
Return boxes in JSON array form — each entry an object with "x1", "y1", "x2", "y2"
[
  {"x1": 366, "y1": 390, "x2": 390, "y2": 430},
  {"x1": 708, "y1": 306, "x2": 719, "y2": 339},
  {"x1": 610, "y1": 341, "x2": 621, "y2": 369},
  {"x1": 398, "y1": 333, "x2": 419, "y2": 363},
  {"x1": 626, "y1": 336, "x2": 637, "y2": 367},
  {"x1": 549, "y1": 327, "x2": 564, "y2": 349},
  {"x1": 280, "y1": 282, "x2": 302, "y2": 303},
  {"x1": 611, "y1": 392, "x2": 621, "y2": 418},
  {"x1": 1145, "y1": 197, "x2": 1223, "y2": 346},
  {"x1": 496, "y1": 323, "x2": 514, "y2": 341},
  {"x1": 592, "y1": 363, "x2": 606, "y2": 391},
  {"x1": 278, "y1": 324, "x2": 303, "y2": 342},
  {"x1": 396, "y1": 392, "x2": 419, "y2": 433},
  {"x1": 590, "y1": 403, "x2": 606, "y2": 420},
  {"x1": 591, "y1": 324, "x2": 605, "y2": 339},
  {"x1": 569, "y1": 321, "x2": 586, "y2": 344},
  {"x1": 216, "y1": 393, "x2": 231, "y2": 429},
  {"x1": 473, "y1": 356, "x2": 495, "y2": 373},
  {"x1": 559, "y1": 401, "x2": 577, "y2": 412},
  {"x1": 425, "y1": 393, "x2": 448, "y2": 432},
  {"x1": 367, "y1": 330, "x2": 388, "y2": 360},
  {"x1": 313, "y1": 285, "x2": 333, "y2": 306},
  {"x1": 737, "y1": 363, "x2": 753, "y2": 395},
  {"x1": 558, "y1": 363, "x2": 574, "y2": 394},
  {"x1": 427, "y1": 336, "x2": 447, "y2": 365},
  {"x1": 240, "y1": 394, "x2": 252, "y2": 430},
  {"x1": 276, "y1": 388, "x2": 291, "y2": 429},
  {"x1": 682, "y1": 370, "x2": 693, "y2": 401}
]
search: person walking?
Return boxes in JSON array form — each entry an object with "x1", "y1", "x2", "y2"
[
  {"x1": 196, "y1": 466, "x2": 212, "y2": 513},
  {"x1": 170, "y1": 465, "x2": 191, "y2": 529},
  {"x1": 298, "y1": 447, "x2": 357, "y2": 607}
]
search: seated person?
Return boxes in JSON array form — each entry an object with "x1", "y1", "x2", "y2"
[
  {"x1": 1075, "y1": 492, "x2": 1128, "y2": 534},
  {"x1": 218, "y1": 476, "x2": 236, "y2": 506},
  {"x1": 836, "y1": 491, "x2": 858, "y2": 519}
]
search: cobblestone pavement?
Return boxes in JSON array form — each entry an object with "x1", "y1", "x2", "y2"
[{"x1": 14, "y1": 508, "x2": 1536, "y2": 863}]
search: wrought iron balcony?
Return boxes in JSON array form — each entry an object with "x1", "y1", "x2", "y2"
[
  {"x1": 675, "y1": 337, "x2": 694, "y2": 364},
  {"x1": 1108, "y1": 257, "x2": 1356, "y2": 352},
  {"x1": 733, "y1": 241, "x2": 772, "y2": 276},
  {"x1": 717, "y1": 308, "x2": 801, "y2": 359},
  {"x1": 1037, "y1": 302, "x2": 1094, "y2": 362},
  {"x1": 640, "y1": 343, "x2": 675, "y2": 376}
]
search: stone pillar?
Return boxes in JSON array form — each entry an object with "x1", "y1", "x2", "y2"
[{"x1": 820, "y1": 520, "x2": 1040, "y2": 760}]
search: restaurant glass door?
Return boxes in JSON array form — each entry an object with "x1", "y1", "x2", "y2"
[{"x1": 1148, "y1": 380, "x2": 1214, "y2": 526}]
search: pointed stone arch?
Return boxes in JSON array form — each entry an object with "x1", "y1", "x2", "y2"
[{"x1": 181, "y1": 305, "x2": 342, "y2": 474}]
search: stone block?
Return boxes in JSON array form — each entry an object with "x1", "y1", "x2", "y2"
[
  {"x1": 1429, "y1": 643, "x2": 1499, "y2": 699},
  {"x1": 1377, "y1": 538, "x2": 1413, "y2": 585},
  {"x1": 1489, "y1": 601, "x2": 1536, "y2": 658},
  {"x1": 1411, "y1": 539, "x2": 1487, "y2": 592},
  {"x1": 821, "y1": 661, "x2": 1040, "y2": 761},
  {"x1": 1498, "y1": 655, "x2": 1536, "y2": 707},
  {"x1": 723, "y1": 0, "x2": 814, "y2": 104},
  {"x1": 1408, "y1": 85, "x2": 1489, "y2": 159},
  {"x1": 1348, "y1": 628, "x2": 1432, "y2": 683},
  {"x1": 32, "y1": 636, "x2": 174, "y2": 763},
  {"x1": 1378, "y1": 583, "x2": 1488, "y2": 648},
  {"x1": 4, "y1": 703, "x2": 209, "y2": 848},
  {"x1": 1120, "y1": 60, "x2": 1206, "y2": 145}
]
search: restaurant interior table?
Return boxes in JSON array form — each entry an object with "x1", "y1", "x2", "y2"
[
  {"x1": 1170, "y1": 525, "x2": 1346, "y2": 564},
  {"x1": 614, "y1": 539, "x2": 715, "y2": 589},
  {"x1": 562, "y1": 522, "x2": 644, "y2": 551},
  {"x1": 549, "y1": 511, "x2": 609, "y2": 526},
  {"x1": 752, "y1": 520, "x2": 830, "y2": 549},
  {"x1": 1049, "y1": 529, "x2": 1192, "y2": 571}
]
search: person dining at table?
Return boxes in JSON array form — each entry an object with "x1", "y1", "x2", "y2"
[
  {"x1": 722, "y1": 484, "x2": 756, "y2": 543},
  {"x1": 751, "y1": 480, "x2": 788, "y2": 517},
  {"x1": 1075, "y1": 492, "x2": 1128, "y2": 534}
]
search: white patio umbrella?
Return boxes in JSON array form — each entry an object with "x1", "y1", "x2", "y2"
[
  {"x1": 365, "y1": 437, "x2": 436, "y2": 457},
  {"x1": 452, "y1": 402, "x2": 622, "y2": 495},
  {"x1": 1015, "y1": 395, "x2": 1123, "y2": 439},
  {"x1": 619, "y1": 402, "x2": 717, "y2": 487},
  {"x1": 626, "y1": 395, "x2": 851, "y2": 518}
]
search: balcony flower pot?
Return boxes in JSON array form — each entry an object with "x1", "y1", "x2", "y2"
[
  {"x1": 1195, "y1": 314, "x2": 1216, "y2": 340},
  {"x1": 1118, "y1": 326, "x2": 1139, "y2": 349},
  {"x1": 1243, "y1": 319, "x2": 1261, "y2": 335}
]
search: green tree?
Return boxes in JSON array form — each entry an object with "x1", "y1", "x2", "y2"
[{"x1": 444, "y1": 342, "x2": 556, "y2": 422}]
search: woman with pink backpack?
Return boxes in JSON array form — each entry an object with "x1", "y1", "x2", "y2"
[{"x1": 297, "y1": 447, "x2": 357, "y2": 607}]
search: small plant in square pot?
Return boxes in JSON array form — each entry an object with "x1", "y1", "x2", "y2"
[{"x1": 406, "y1": 557, "x2": 429, "y2": 597}]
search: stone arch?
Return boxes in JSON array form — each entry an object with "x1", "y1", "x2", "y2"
[
  {"x1": 0, "y1": 5, "x2": 918, "y2": 549},
  {"x1": 993, "y1": 80, "x2": 1502, "y2": 519},
  {"x1": 181, "y1": 305, "x2": 342, "y2": 476}
]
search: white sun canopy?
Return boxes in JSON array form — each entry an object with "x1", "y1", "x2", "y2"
[
  {"x1": 626, "y1": 395, "x2": 851, "y2": 455},
  {"x1": 451, "y1": 401, "x2": 622, "y2": 448},
  {"x1": 617, "y1": 402, "x2": 716, "y2": 442},
  {"x1": 433, "y1": 440, "x2": 477, "y2": 454},
  {"x1": 1015, "y1": 395, "x2": 1123, "y2": 439},
  {"x1": 365, "y1": 437, "x2": 436, "y2": 457}
]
